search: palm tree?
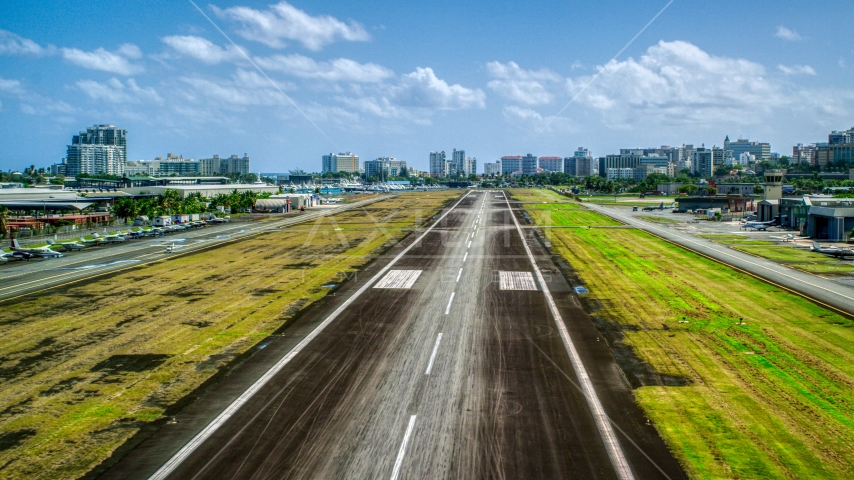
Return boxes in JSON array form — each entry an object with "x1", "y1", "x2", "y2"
[
  {"x1": 0, "y1": 205, "x2": 8, "y2": 239},
  {"x1": 112, "y1": 197, "x2": 138, "y2": 223}
]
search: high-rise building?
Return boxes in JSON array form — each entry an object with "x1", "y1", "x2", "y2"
[
  {"x1": 388, "y1": 159, "x2": 408, "y2": 176},
  {"x1": 521, "y1": 154, "x2": 538, "y2": 176},
  {"x1": 501, "y1": 156, "x2": 522, "y2": 174},
  {"x1": 724, "y1": 136, "x2": 771, "y2": 163},
  {"x1": 538, "y1": 156, "x2": 563, "y2": 173},
  {"x1": 576, "y1": 156, "x2": 595, "y2": 177},
  {"x1": 364, "y1": 159, "x2": 390, "y2": 181},
  {"x1": 429, "y1": 151, "x2": 447, "y2": 177},
  {"x1": 322, "y1": 152, "x2": 359, "y2": 174},
  {"x1": 198, "y1": 154, "x2": 250, "y2": 176},
  {"x1": 66, "y1": 124, "x2": 127, "y2": 177},
  {"x1": 566, "y1": 148, "x2": 593, "y2": 176},
  {"x1": 483, "y1": 160, "x2": 502, "y2": 176},
  {"x1": 692, "y1": 147, "x2": 714, "y2": 177}
]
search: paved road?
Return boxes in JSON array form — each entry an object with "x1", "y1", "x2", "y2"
[
  {"x1": 0, "y1": 196, "x2": 389, "y2": 302},
  {"x1": 586, "y1": 203, "x2": 854, "y2": 316},
  {"x1": 100, "y1": 191, "x2": 684, "y2": 480}
]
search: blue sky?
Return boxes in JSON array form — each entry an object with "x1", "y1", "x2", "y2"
[{"x1": 1, "y1": 0, "x2": 853, "y2": 173}]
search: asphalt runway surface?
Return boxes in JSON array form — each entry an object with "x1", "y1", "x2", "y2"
[
  {"x1": 585, "y1": 203, "x2": 854, "y2": 317},
  {"x1": 100, "y1": 191, "x2": 685, "y2": 480},
  {"x1": 0, "y1": 196, "x2": 388, "y2": 302}
]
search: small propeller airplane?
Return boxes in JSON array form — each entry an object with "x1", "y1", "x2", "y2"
[
  {"x1": 10, "y1": 239, "x2": 64, "y2": 258},
  {"x1": 811, "y1": 241, "x2": 854, "y2": 259},
  {"x1": 46, "y1": 239, "x2": 85, "y2": 251}
]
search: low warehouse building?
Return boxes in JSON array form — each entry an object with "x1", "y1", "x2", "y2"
[
  {"x1": 676, "y1": 195, "x2": 755, "y2": 213},
  {"x1": 805, "y1": 197, "x2": 854, "y2": 241}
]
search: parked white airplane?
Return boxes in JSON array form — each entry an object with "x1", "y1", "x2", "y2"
[
  {"x1": 103, "y1": 233, "x2": 127, "y2": 243},
  {"x1": 811, "y1": 241, "x2": 854, "y2": 259},
  {"x1": 10, "y1": 239, "x2": 64, "y2": 258},
  {"x1": 742, "y1": 220, "x2": 774, "y2": 231},
  {"x1": 47, "y1": 239, "x2": 85, "y2": 251},
  {"x1": 80, "y1": 236, "x2": 104, "y2": 246},
  {"x1": 0, "y1": 251, "x2": 9, "y2": 262}
]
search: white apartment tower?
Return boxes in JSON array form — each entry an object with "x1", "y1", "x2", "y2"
[
  {"x1": 429, "y1": 151, "x2": 447, "y2": 177},
  {"x1": 65, "y1": 124, "x2": 127, "y2": 177}
]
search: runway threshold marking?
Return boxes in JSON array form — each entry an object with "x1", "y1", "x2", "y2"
[
  {"x1": 374, "y1": 270, "x2": 423, "y2": 289},
  {"x1": 444, "y1": 292, "x2": 455, "y2": 314},
  {"x1": 499, "y1": 271, "x2": 538, "y2": 291},
  {"x1": 146, "y1": 192, "x2": 472, "y2": 480},
  {"x1": 425, "y1": 333, "x2": 443, "y2": 375},
  {"x1": 503, "y1": 192, "x2": 635, "y2": 480},
  {"x1": 390, "y1": 415, "x2": 417, "y2": 480}
]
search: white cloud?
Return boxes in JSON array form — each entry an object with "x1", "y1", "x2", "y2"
[
  {"x1": 777, "y1": 64, "x2": 816, "y2": 75},
  {"x1": 775, "y1": 26, "x2": 802, "y2": 41},
  {"x1": 0, "y1": 76, "x2": 26, "y2": 95},
  {"x1": 486, "y1": 61, "x2": 561, "y2": 105},
  {"x1": 254, "y1": 54, "x2": 393, "y2": 82},
  {"x1": 502, "y1": 105, "x2": 575, "y2": 133},
  {"x1": 559, "y1": 40, "x2": 854, "y2": 133},
  {"x1": 839, "y1": 58, "x2": 846, "y2": 68},
  {"x1": 334, "y1": 67, "x2": 485, "y2": 122},
  {"x1": 0, "y1": 29, "x2": 53, "y2": 56},
  {"x1": 391, "y1": 67, "x2": 486, "y2": 110},
  {"x1": 161, "y1": 35, "x2": 243, "y2": 64},
  {"x1": 61, "y1": 44, "x2": 144, "y2": 75},
  {"x1": 178, "y1": 72, "x2": 291, "y2": 107},
  {"x1": 212, "y1": 1, "x2": 370, "y2": 51},
  {"x1": 76, "y1": 78, "x2": 162, "y2": 104},
  {"x1": 565, "y1": 41, "x2": 784, "y2": 125}
]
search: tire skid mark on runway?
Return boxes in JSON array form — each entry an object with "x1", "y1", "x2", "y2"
[
  {"x1": 147, "y1": 192, "x2": 472, "y2": 480},
  {"x1": 502, "y1": 192, "x2": 636, "y2": 480}
]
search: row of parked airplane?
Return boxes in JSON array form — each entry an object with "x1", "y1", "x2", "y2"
[{"x1": 1, "y1": 218, "x2": 230, "y2": 262}]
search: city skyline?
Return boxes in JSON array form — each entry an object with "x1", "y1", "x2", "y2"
[{"x1": 2, "y1": 0, "x2": 853, "y2": 173}]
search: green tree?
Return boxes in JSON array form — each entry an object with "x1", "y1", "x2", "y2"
[
  {"x1": 112, "y1": 197, "x2": 138, "y2": 223},
  {"x1": 0, "y1": 205, "x2": 8, "y2": 239},
  {"x1": 753, "y1": 184, "x2": 764, "y2": 195}
]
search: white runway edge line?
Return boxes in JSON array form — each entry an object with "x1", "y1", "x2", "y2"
[
  {"x1": 424, "y1": 333, "x2": 443, "y2": 375},
  {"x1": 502, "y1": 193, "x2": 635, "y2": 480},
  {"x1": 444, "y1": 292, "x2": 455, "y2": 314},
  {"x1": 389, "y1": 415, "x2": 418, "y2": 480},
  {"x1": 147, "y1": 192, "x2": 472, "y2": 480}
]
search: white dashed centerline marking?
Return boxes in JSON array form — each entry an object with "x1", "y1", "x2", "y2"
[
  {"x1": 467, "y1": 241, "x2": 472, "y2": 249},
  {"x1": 463, "y1": 252, "x2": 468, "y2": 263},
  {"x1": 456, "y1": 268, "x2": 463, "y2": 282},
  {"x1": 389, "y1": 415, "x2": 417, "y2": 480},
  {"x1": 445, "y1": 292, "x2": 455, "y2": 314},
  {"x1": 424, "y1": 333, "x2": 443, "y2": 375}
]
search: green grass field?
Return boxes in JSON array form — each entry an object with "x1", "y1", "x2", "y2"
[
  {"x1": 506, "y1": 188, "x2": 576, "y2": 204},
  {"x1": 535, "y1": 219, "x2": 854, "y2": 478},
  {"x1": 516, "y1": 186, "x2": 854, "y2": 479},
  {"x1": 0, "y1": 192, "x2": 459, "y2": 479},
  {"x1": 733, "y1": 245, "x2": 835, "y2": 263},
  {"x1": 696, "y1": 234, "x2": 776, "y2": 246},
  {"x1": 732, "y1": 245, "x2": 854, "y2": 275},
  {"x1": 636, "y1": 215, "x2": 681, "y2": 224},
  {"x1": 509, "y1": 191, "x2": 621, "y2": 227}
]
